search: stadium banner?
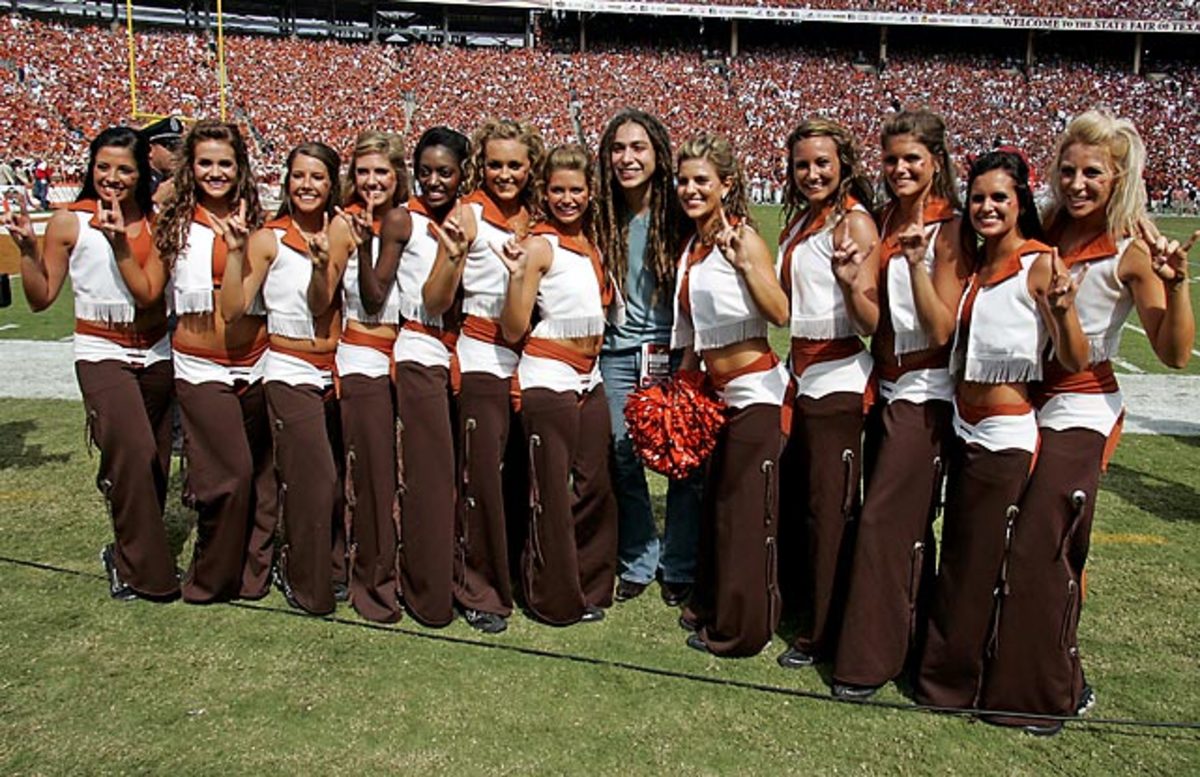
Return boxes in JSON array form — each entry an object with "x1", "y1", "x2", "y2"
[{"x1": 550, "y1": 1, "x2": 1200, "y2": 34}]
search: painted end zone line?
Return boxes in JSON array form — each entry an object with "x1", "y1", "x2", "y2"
[{"x1": 1124, "y1": 322, "x2": 1200, "y2": 359}]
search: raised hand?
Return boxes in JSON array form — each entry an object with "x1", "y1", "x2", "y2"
[
  {"x1": 897, "y1": 192, "x2": 928, "y2": 266},
  {"x1": 335, "y1": 199, "x2": 374, "y2": 249},
  {"x1": 713, "y1": 209, "x2": 751, "y2": 271},
  {"x1": 1138, "y1": 216, "x2": 1196, "y2": 287},
  {"x1": 208, "y1": 200, "x2": 249, "y2": 253},
  {"x1": 95, "y1": 195, "x2": 127, "y2": 246},
  {"x1": 490, "y1": 236, "x2": 527, "y2": 275},
  {"x1": 429, "y1": 203, "x2": 469, "y2": 263},
  {"x1": 831, "y1": 212, "x2": 867, "y2": 285},
  {"x1": 0, "y1": 193, "x2": 36, "y2": 252},
  {"x1": 307, "y1": 211, "x2": 332, "y2": 269},
  {"x1": 1046, "y1": 248, "x2": 1082, "y2": 313}
]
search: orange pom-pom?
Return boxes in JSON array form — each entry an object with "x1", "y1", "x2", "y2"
[{"x1": 623, "y1": 370, "x2": 726, "y2": 479}]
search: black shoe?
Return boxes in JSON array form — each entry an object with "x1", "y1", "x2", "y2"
[
  {"x1": 832, "y1": 682, "x2": 880, "y2": 701},
  {"x1": 686, "y1": 632, "x2": 710, "y2": 654},
  {"x1": 100, "y1": 545, "x2": 138, "y2": 601},
  {"x1": 1023, "y1": 721, "x2": 1064, "y2": 737},
  {"x1": 777, "y1": 647, "x2": 815, "y2": 669},
  {"x1": 463, "y1": 608, "x2": 508, "y2": 634},
  {"x1": 333, "y1": 581, "x2": 350, "y2": 603},
  {"x1": 678, "y1": 613, "x2": 698, "y2": 632},
  {"x1": 1075, "y1": 684, "x2": 1096, "y2": 717},
  {"x1": 615, "y1": 579, "x2": 648, "y2": 602},
  {"x1": 580, "y1": 605, "x2": 605, "y2": 623},
  {"x1": 660, "y1": 581, "x2": 693, "y2": 607}
]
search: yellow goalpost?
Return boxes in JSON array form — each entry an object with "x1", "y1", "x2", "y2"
[{"x1": 125, "y1": 0, "x2": 228, "y2": 124}]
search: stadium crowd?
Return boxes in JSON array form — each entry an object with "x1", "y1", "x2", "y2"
[
  {"x1": 1, "y1": 14, "x2": 1198, "y2": 208},
  {"x1": 619, "y1": 0, "x2": 1200, "y2": 21}
]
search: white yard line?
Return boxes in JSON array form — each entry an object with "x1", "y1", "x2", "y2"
[
  {"x1": 1111, "y1": 356, "x2": 1145, "y2": 374},
  {"x1": 0, "y1": 323, "x2": 19, "y2": 331}
]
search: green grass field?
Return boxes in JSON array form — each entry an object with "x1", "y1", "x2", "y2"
[
  {"x1": 1, "y1": 393, "x2": 1198, "y2": 772},
  {"x1": 4, "y1": 211, "x2": 1196, "y2": 375}
]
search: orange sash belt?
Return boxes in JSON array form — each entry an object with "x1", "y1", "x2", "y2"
[
  {"x1": 523, "y1": 338, "x2": 597, "y2": 375},
  {"x1": 403, "y1": 320, "x2": 460, "y2": 350},
  {"x1": 707, "y1": 350, "x2": 794, "y2": 435},
  {"x1": 74, "y1": 319, "x2": 167, "y2": 350},
  {"x1": 1036, "y1": 360, "x2": 1119, "y2": 400},
  {"x1": 461, "y1": 315, "x2": 522, "y2": 350},
  {"x1": 173, "y1": 335, "x2": 269, "y2": 367},
  {"x1": 790, "y1": 336, "x2": 863, "y2": 377},
  {"x1": 341, "y1": 327, "x2": 395, "y2": 356}
]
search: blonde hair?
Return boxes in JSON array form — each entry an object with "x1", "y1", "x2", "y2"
[
  {"x1": 533, "y1": 143, "x2": 595, "y2": 232},
  {"x1": 342, "y1": 130, "x2": 409, "y2": 209},
  {"x1": 465, "y1": 119, "x2": 545, "y2": 207},
  {"x1": 675, "y1": 132, "x2": 752, "y2": 227},
  {"x1": 1047, "y1": 109, "x2": 1146, "y2": 239}
]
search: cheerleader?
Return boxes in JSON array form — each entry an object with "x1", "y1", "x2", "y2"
[
  {"x1": 595, "y1": 108, "x2": 701, "y2": 606},
  {"x1": 832, "y1": 110, "x2": 968, "y2": 697},
  {"x1": 673, "y1": 133, "x2": 790, "y2": 657},
  {"x1": 423, "y1": 119, "x2": 545, "y2": 634},
  {"x1": 979, "y1": 112, "x2": 1195, "y2": 733},
  {"x1": 915, "y1": 150, "x2": 1088, "y2": 710},
  {"x1": 218, "y1": 142, "x2": 343, "y2": 617},
  {"x1": 365, "y1": 126, "x2": 471, "y2": 627},
  {"x1": 144, "y1": 120, "x2": 275, "y2": 604},
  {"x1": 774, "y1": 118, "x2": 880, "y2": 669},
  {"x1": 5, "y1": 127, "x2": 178, "y2": 600},
  {"x1": 325, "y1": 131, "x2": 409, "y2": 623},
  {"x1": 497, "y1": 143, "x2": 619, "y2": 625}
]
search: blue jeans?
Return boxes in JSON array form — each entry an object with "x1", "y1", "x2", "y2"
[{"x1": 600, "y1": 347, "x2": 702, "y2": 585}]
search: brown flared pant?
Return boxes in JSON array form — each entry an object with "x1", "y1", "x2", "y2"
[
  {"x1": 916, "y1": 439, "x2": 1032, "y2": 708},
  {"x1": 780, "y1": 391, "x2": 863, "y2": 659},
  {"x1": 339, "y1": 373, "x2": 402, "y2": 623},
  {"x1": 519, "y1": 386, "x2": 617, "y2": 625},
  {"x1": 176, "y1": 378, "x2": 276, "y2": 602},
  {"x1": 683, "y1": 403, "x2": 785, "y2": 656},
  {"x1": 396, "y1": 362, "x2": 457, "y2": 627},
  {"x1": 979, "y1": 428, "x2": 1105, "y2": 725},
  {"x1": 835, "y1": 399, "x2": 951, "y2": 687},
  {"x1": 76, "y1": 359, "x2": 179, "y2": 598},
  {"x1": 266, "y1": 381, "x2": 341, "y2": 616}
]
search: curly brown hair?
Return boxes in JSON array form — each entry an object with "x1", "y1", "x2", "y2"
[
  {"x1": 676, "y1": 132, "x2": 754, "y2": 229},
  {"x1": 782, "y1": 117, "x2": 874, "y2": 229},
  {"x1": 464, "y1": 118, "x2": 544, "y2": 210},
  {"x1": 155, "y1": 120, "x2": 262, "y2": 269},
  {"x1": 532, "y1": 143, "x2": 598, "y2": 249}
]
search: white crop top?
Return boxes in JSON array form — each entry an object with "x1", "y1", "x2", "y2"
[
  {"x1": 777, "y1": 202, "x2": 870, "y2": 341},
  {"x1": 397, "y1": 200, "x2": 445, "y2": 328},
  {"x1": 1065, "y1": 235, "x2": 1136, "y2": 364},
  {"x1": 530, "y1": 229, "x2": 607, "y2": 340},
  {"x1": 65, "y1": 206, "x2": 138, "y2": 324},
  {"x1": 671, "y1": 235, "x2": 767, "y2": 354},
  {"x1": 462, "y1": 191, "x2": 520, "y2": 319},
  {"x1": 262, "y1": 219, "x2": 316, "y2": 340},
  {"x1": 342, "y1": 211, "x2": 401, "y2": 325}
]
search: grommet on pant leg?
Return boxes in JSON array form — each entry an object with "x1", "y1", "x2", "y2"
[
  {"x1": 987, "y1": 504, "x2": 1020, "y2": 660},
  {"x1": 527, "y1": 433, "x2": 545, "y2": 567},
  {"x1": 840, "y1": 448, "x2": 855, "y2": 520}
]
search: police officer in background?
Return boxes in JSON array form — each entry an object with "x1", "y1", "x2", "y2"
[{"x1": 139, "y1": 116, "x2": 184, "y2": 209}]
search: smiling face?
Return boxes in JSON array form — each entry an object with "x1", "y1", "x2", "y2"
[
  {"x1": 483, "y1": 138, "x2": 531, "y2": 203},
  {"x1": 610, "y1": 121, "x2": 656, "y2": 193},
  {"x1": 882, "y1": 133, "x2": 936, "y2": 201},
  {"x1": 790, "y1": 135, "x2": 842, "y2": 208},
  {"x1": 675, "y1": 157, "x2": 729, "y2": 224},
  {"x1": 353, "y1": 152, "x2": 398, "y2": 210},
  {"x1": 545, "y1": 167, "x2": 589, "y2": 229},
  {"x1": 416, "y1": 145, "x2": 463, "y2": 211},
  {"x1": 968, "y1": 168, "x2": 1021, "y2": 240},
  {"x1": 91, "y1": 145, "x2": 139, "y2": 205},
  {"x1": 287, "y1": 153, "x2": 332, "y2": 216},
  {"x1": 1058, "y1": 142, "x2": 1115, "y2": 224},
  {"x1": 193, "y1": 139, "x2": 237, "y2": 204}
]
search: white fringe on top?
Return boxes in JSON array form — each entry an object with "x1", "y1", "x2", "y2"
[
  {"x1": 532, "y1": 315, "x2": 607, "y2": 339},
  {"x1": 696, "y1": 318, "x2": 768, "y2": 352},
  {"x1": 398, "y1": 294, "x2": 440, "y2": 328},
  {"x1": 268, "y1": 315, "x2": 316, "y2": 340},
  {"x1": 1088, "y1": 332, "x2": 1122, "y2": 365},
  {"x1": 956, "y1": 356, "x2": 1043, "y2": 384},
  {"x1": 172, "y1": 289, "x2": 215, "y2": 315},
  {"x1": 894, "y1": 329, "x2": 933, "y2": 357},
  {"x1": 790, "y1": 314, "x2": 857, "y2": 341},
  {"x1": 462, "y1": 293, "x2": 505, "y2": 319},
  {"x1": 74, "y1": 300, "x2": 136, "y2": 325}
]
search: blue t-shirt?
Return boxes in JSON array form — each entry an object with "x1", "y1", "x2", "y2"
[{"x1": 603, "y1": 212, "x2": 674, "y2": 352}]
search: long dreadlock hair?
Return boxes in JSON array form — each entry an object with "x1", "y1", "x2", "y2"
[
  {"x1": 595, "y1": 109, "x2": 684, "y2": 300},
  {"x1": 155, "y1": 120, "x2": 262, "y2": 271}
]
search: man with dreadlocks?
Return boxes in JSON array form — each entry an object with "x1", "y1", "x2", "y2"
[{"x1": 596, "y1": 109, "x2": 702, "y2": 608}]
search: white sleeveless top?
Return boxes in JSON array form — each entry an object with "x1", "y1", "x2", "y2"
[
  {"x1": 171, "y1": 214, "x2": 265, "y2": 316},
  {"x1": 396, "y1": 202, "x2": 444, "y2": 328},
  {"x1": 530, "y1": 232, "x2": 607, "y2": 340},
  {"x1": 778, "y1": 202, "x2": 870, "y2": 341},
  {"x1": 1068, "y1": 235, "x2": 1136, "y2": 364},
  {"x1": 884, "y1": 220, "x2": 948, "y2": 356},
  {"x1": 341, "y1": 207, "x2": 401, "y2": 325},
  {"x1": 66, "y1": 208, "x2": 138, "y2": 324},
  {"x1": 950, "y1": 244, "x2": 1048, "y2": 384},
  {"x1": 671, "y1": 235, "x2": 767, "y2": 354},
  {"x1": 262, "y1": 221, "x2": 316, "y2": 340},
  {"x1": 461, "y1": 192, "x2": 518, "y2": 319}
]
